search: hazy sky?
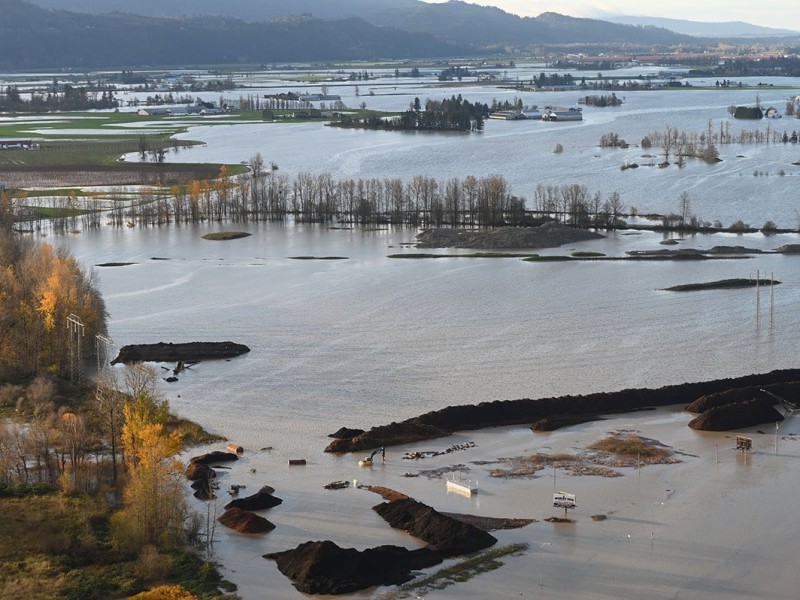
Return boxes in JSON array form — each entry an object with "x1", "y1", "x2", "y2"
[{"x1": 424, "y1": 1, "x2": 800, "y2": 31}]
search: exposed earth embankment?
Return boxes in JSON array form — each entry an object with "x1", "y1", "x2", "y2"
[
  {"x1": 110, "y1": 341, "x2": 250, "y2": 364},
  {"x1": 326, "y1": 369, "x2": 800, "y2": 453},
  {"x1": 415, "y1": 223, "x2": 604, "y2": 249}
]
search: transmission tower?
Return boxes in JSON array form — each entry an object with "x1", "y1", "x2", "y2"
[
  {"x1": 67, "y1": 314, "x2": 85, "y2": 383},
  {"x1": 95, "y1": 333, "x2": 115, "y2": 375}
]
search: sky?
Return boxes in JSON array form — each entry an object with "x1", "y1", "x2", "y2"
[{"x1": 423, "y1": 1, "x2": 800, "y2": 32}]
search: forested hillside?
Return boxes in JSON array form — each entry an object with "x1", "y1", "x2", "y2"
[
  {"x1": 0, "y1": 0, "x2": 700, "y2": 68},
  {"x1": 0, "y1": 0, "x2": 464, "y2": 68}
]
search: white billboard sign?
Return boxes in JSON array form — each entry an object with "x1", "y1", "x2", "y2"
[{"x1": 553, "y1": 491, "x2": 576, "y2": 509}]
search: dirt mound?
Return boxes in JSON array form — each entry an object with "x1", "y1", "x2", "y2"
[
  {"x1": 531, "y1": 412, "x2": 604, "y2": 431},
  {"x1": 440, "y1": 513, "x2": 535, "y2": 531},
  {"x1": 185, "y1": 461, "x2": 216, "y2": 481},
  {"x1": 328, "y1": 427, "x2": 365, "y2": 439},
  {"x1": 224, "y1": 486, "x2": 282, "y2": 511},
  {"x1": 415, "y1": 223, "x2": 603, "y2": 249},
  {"x1": 687, "y1": 381, "x2": 800, "y2": 414},
  {"x1": 367, "y1": 486, "x2": 410, "y2": 501},
  {"x1": 373, "y1": 498, "x2": 496, "y2": 555},
  {"x1": 326, "y1": 369, "x2": 800, "y2": 453},
  {"x1": 688, "y1": 399, "x2": 783, "y2": 431},
  {"x1": 265, "y1": 540, "x2": 442, "y2": 595},
  {"x1": 325, "y1": 420, "x2": 449, "y2": 453},
  {"x1": 188, "y1": 450, "x2": 238, "y2": 466},
  {"x1": 218, "y1": 507, "x2": 275, "y2": 534},
  {"x1": 110, "y1": 341, "x2": 250, "y2": 364}
]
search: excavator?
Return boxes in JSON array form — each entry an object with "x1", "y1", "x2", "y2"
[
  {"x1": 358, "y1": 449, "x2": 379, "y2": 467},
  {"x1": 760, "y1": 389, "x2": 799, "y2": 415}
]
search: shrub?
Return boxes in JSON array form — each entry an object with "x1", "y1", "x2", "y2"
[
  {"x1": 589, "y1": 434, "x2": 670, "y2": 459},
  {"x1": 129, "y1": 585, "x2": 199, "y2": 600},
  {"x1": 761, "y1": 220, "x2": 778, "y2": 235},
  {"x1": 733, "y1": 106, "x2": 763, "y2": 119},
  {"x1": 134, "y1": 545, "x2": 171, "y2": 583},
  {"x1": 729, "y1": 220, "x2": 749, "y2": 232},
  {"x1": 0, "y1": 384, "x2": 24, "y2": 409}
]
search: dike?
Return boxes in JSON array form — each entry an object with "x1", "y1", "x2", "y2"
[{"x1": 325, "y1": 368, "x2": 800, "y2": 453}]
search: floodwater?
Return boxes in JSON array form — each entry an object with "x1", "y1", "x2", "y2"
[
  {"x1": 60, "y1": 223, "x2": 800, "y2": 599},
  {"x1": 160, "y1": 75, "x2": 800, "y2": 228},
  {"x1": 47, "y1": 70, "x2": 800, "y2": 598},
  {"x1": 62, "y1": 224, "x2": 800, "y2": 456}
]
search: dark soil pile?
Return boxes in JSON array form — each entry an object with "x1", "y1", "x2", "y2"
[
  {"x1": 326, "y1": 420, "x2": 449, "y2": 453},
  {"x1": 188, "y1": 450, "x2": 239, "y2": 466},
  {"x1": 185, "y1": 461, "x2": 216, "y2": 481},
  {"x1": 686, "y1": 381, "x2": 800, "y2": 413},
  {"x1": 190, "y1": 477, "x2": 216, "y2": 501},
  {"x1": 186, "y1": 451, "x2": 237, "y2": 499},
  {"x1": 110, "y1": 341, "x2": 250, "y2": 364},
  {"x1": 686, "y1": 381, "x2": 799, "y2": 430},
  {"x1": 688, "y1": 399, "x2": 784, "y2": 431},
  {"x1": 415, "y1": 223, "x2": 604, "y2": 249},
  {"x1": 265, "y1": 496, "x2": 498, "y2": 594},
  {"x1": 531, "y1": 412, "x2": 604, "y2": 431},
  {"x1": 373, "y1": 498, "x2": 496, "y2": 555},
  {"x1": 224, "y1": 486, "x2": 282, "y2": 511},
  {"x1": 326, "y1": 368, "x2": 800, "y2": 453},
  {"x1": 265, "y1": 540, "x2": 443, "y2": 595},
  {"x1": 328, "y1": 427, "x2": 365, "y2": 439},
  {"x1": 218, "y1": 507, "x2": 275, "y2": 534},
  {"x1": 440, "y1": 513, "x2": 534, "y2": 531}
]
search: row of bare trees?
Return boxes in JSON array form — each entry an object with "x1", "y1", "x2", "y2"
[
  {"x1": 531, "y1": 184, "x2": 625, "y2": 228},
  {"x1": 638, "y1": 122, "x2": 800, "y2": 166},
  {"x1": 110, "y1": 163, "x2": 628, "y2": 230}
]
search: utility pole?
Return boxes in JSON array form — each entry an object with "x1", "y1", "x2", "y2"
[
  {"x1": 775, "y1": 422, "x2": 779, "y2": 455},
  {"x1": 755, "y1": 269, "x2": 760, "y2": 327},
  {"x1": 770, "y1": 272, "x2": 775, "y2": 329}
]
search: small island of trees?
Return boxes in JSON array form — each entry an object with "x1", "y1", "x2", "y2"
[{"x1": 334, "y1": 95, "x2": 488, "y2": 132}]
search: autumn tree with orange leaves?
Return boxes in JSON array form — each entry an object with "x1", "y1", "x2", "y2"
[{"x1": 0, "y1": 228, "x2": 107, "y2": 377}]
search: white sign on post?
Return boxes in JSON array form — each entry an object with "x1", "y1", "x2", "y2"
[{"x1": 553, "y1": 491, "x2": 576, "y2": 509}]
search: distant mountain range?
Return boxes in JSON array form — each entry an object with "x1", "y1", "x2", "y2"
[
  {"x1": 27, "y1": 0, "x2": 421, "y2": 21},
  {"x1": 611, "y1": 15, "x2": 799, "y2": 38},
  {"x1": 0, "y1": 0, "x2": 791, "y2": 69},
  {"x1": 0, "y1": 0, "x2": 465, "y2": 69}
]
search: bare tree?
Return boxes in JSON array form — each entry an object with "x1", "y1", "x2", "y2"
[
  {"x1": 90, "y1": 371, "x2": 126, "y2": 485},
  {"x1": 604, "y1": 192, "x2": 625, "y2": 228},
  {"x1": 57, "y1": 409, "x2": 92, "y2": 492},
  {"x1": 123, "y1": 363, "x2": 159, "y2": 400},
  {"x1": 679, "y1": 192, "x2": 691, "y2": 228},
  {"x1": 248, "y1": 153, "x2": 264, "y2": 178}
]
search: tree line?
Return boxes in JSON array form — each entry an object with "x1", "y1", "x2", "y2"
[
  {"x1": 0, "y1": 85, "x2": 118, "y2": 113},
  {"x1": 634, "y1": 122, "x2": 800, "y2": 167},
  {"x1": 97, "y1": 162, "x2": 633, "y2": 232}
]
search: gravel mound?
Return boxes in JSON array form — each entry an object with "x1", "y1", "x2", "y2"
[{"x1": 415, "y1": 223, "x2": 603, "y2": 249}]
